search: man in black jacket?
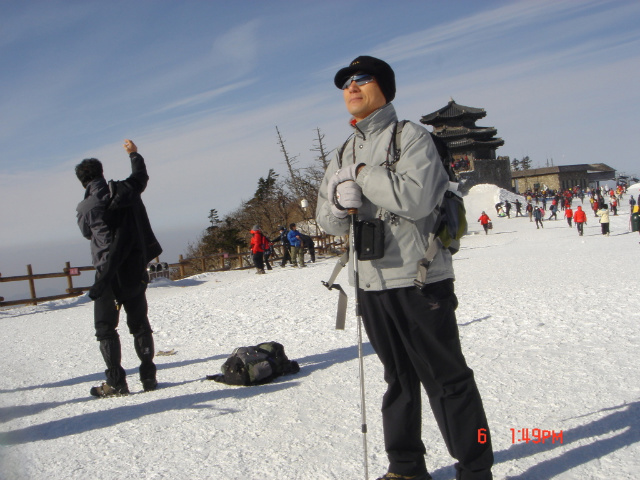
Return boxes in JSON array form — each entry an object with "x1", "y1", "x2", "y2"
[
  {"x1": 76, "y1": 139, "x2": 162, "y2": 397},
  {"x1": 300, "y1": 233, "x2": 316, "y2": 263},
  {"x1": 271, "y1": 226, "x2": 292, "y2": 267}
]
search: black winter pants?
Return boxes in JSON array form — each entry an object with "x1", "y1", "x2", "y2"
[
  {"x1": 359, "y1": 281, "x2": 493, "y2": 480},
  {"x1": 94, "y1": 285, "x2": 155, "y2": 386},
  {"x1": 252, "y1": 252, "x2": 265, "y2": 271},
  {"x1": 280, "y1": 245, "x2": 292, "y2": 266}
]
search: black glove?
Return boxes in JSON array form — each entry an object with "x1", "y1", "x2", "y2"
[{"x1": 88, "y1": 281, "x2": 107, "y2": 301}]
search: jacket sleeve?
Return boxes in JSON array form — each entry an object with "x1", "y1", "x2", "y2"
[
  {"x1": 316, "y1": 151, "x2": 350, "y2": 236},
  {"x1": 108, "y1": 153, "x2": 149, "y2": 210},
  {"x1": 76, "y1": 196, "x2": 111, "y2": 268},
  {"x1": 355, "y1": 124, "x2": 449, "y2": 220}
]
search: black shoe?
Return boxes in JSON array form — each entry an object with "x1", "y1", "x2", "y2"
[
  {"x1": 90, "y1": 382, "x2": 129, "y2": 397},
  {"x1": 142, "y1": 378, "x2": 158, "y2": 392},
  {"x1": 376, "y1": 473, "x2": 432, "y2": 480}
]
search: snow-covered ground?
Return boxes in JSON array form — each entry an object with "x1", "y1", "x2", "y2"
[{"x1": 1, "y1": 184, "x2": 639, "y2": 480}]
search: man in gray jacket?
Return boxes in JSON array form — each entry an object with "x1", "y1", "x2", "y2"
[
  {"x1": 76, "y1": 139, "x2": 162, "y2": 397},
  {"x1": 316, "y1": 56, "x2": 493, "y2": 480}
]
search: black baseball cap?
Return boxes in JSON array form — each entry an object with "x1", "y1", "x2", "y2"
[{"x1": 334, "y1": 55, "x2": 396, "y2": 102}]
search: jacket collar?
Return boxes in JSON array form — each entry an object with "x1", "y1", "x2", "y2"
[
  {"x1": 84, "y1": 177, "x2": 109, "y2": 199},
  {"x1": 350, "y1": 102, "x2": 398, "y2": 139}
]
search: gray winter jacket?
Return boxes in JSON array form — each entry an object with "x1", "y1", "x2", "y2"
[
  {"x1": 77, "y1": 178, "x2": 111, "y2": 271},
  {"x1": 316, "y1": 103, "x2": 454, "y2": 291}
]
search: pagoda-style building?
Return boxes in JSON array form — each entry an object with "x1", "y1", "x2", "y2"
[{"x1": 421, "y1": 98, "x2": 510, "y2": 192}]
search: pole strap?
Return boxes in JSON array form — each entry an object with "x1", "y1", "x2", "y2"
[
  {"x1": 321, "y1": 250, "x2": 350, "y2": 330},
  {"x1": 413, "y1": 232, "x2": 443, "y2": 290}
]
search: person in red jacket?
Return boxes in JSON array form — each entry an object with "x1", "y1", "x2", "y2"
[
  {"x1": 573, "y1": 206, "x2": 587, "y2": 236},
  {"x1": 565, "y1": 206, "x2": 573, "y2": 227},
  {"x1": 250, "y1": 225, "x2": 267, "y2": 274},
  {"x1": 478, "y1": 211, "x2": 491, "y2": 235}
]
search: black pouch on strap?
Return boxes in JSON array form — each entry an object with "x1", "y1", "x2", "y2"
[{"x1": 355, "y1": 218, "x2": 384, "y2": 261}]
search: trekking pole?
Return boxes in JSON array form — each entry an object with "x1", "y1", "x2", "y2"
[{"x1": 349, "y1": 208, "x2": 369, "y2": 480}]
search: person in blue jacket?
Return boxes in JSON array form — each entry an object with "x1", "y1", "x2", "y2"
[{"x1": 287, "y1": 223, "x2": 305, "y2": 267}]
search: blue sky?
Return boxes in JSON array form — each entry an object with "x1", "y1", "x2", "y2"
[{"x1": 1, "y1": 0, "x2": 639, "y2": 277}]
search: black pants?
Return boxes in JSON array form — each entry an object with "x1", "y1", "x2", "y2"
[
  {"x1": 577, "y1": 222, "x2": 584, "y2": 235},
  {"x1": 601, "y1": 223, "x2": 609, "y2": 235},
  {"x1": 359, "y1": 282, "x2": 493, "y2": 479},
  {"x1": 94, "y1": 285, "x2": 155, "y2": 386},
  {"x1": 280, "y1": 245, "x2": 292, "y2": 266},
  {"x1": 252, "y1": 252, "x2": 265, "y2": 271},
  {"x1": 305, "y1": 244, "x2": 316, "y2": 262}
]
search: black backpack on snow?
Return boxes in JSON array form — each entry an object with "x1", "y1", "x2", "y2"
[{"x1": 207, "y1": 342, "x2": 300, "y2": 386}]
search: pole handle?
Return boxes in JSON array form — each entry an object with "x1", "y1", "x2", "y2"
[{"x1": 348, "y1": 208, "x2": 358, "y2": 215}]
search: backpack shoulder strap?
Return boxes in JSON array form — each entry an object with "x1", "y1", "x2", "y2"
[
  {"x1": 385, "y1": 120, "x2": 408, "y2": 168},
  {"x1": 336, "y1": 134, "x2": 354, "y2": 169}
]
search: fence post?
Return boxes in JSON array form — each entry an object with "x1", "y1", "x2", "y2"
[
  {"x1": 178, "y1": 255, "x2": 185, "y2": 278},
  {"x1": 26, "y1": 264, "x2": 37, "y2": 305},
  {"x1": 65, "y1": 261, "x2": 74, "y2": 292}
]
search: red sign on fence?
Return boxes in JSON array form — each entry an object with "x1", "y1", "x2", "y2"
[{"x1": 68, "y1": 268, "x2": 80, "y2": 276}]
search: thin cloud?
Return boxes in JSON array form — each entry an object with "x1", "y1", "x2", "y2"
[
  {"x1": 210, "y1": 20, "x2": 262, "y2": 80},
  {"x1": 149, "y1": 80, "x2": 258, "y2": 115}
]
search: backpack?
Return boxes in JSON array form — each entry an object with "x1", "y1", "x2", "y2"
[
  {"x1": 207, "y1": 342, "x2": 300, "y2": 386},
  {"x1": 262, "y1": 236, "x2": 272, "y2": 254}
]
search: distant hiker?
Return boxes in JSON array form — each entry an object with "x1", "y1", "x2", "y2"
[
  {"x1": 526, "y1": 202, "x2": 533, "y2": 222},
  {"x1": 597, "y1": 205, "x2": 610, "y2": 236},
  {"x1": 75, "y1": 139, "x2": 161, "y2": 397},
  {"x1": 573, "y1": 205, "x2": 587, "y2": 236},
  {"x1": 300, "y1": 233, "x2": 316, "y2": 263},
  {"x1": 478, "y1": 211, "x2": 492, "y2": 234},
  {"x1": 630, "y1": 195, "x2": 636, "y2": 214},
  {"x1": 263, "y1": 235, "x2": 273, "y2": 270},
  {"x1": 316, "y1": 55, "x2": 493, "y2": 480},
  {"x1": 271, "y1": 226, "x2": 293, "y2": 267},
  {"x1": 548, "y1": 203, "x2": 558, "y2": 221},
  {"x1": 565, "y1": 206, "x2": 573, "y2": 227},
  {"x1": 631, "y1": 205, "x2": 640, "y2": 236},
  {"x1": 514, "y1": 198, "x2": 522, "y2": 217},
  {"x1": 287, "y1": 223, "x2": 305, "y2": 267},
  {"x1": 250, "y1": 225, "x2": 268, "y2": 274},
  {"x1": 504, "y1": 200, "x2": 511, "y2": 218},
  {"x1": 533, "y1": 206, "x2": 544, "y2": 229},
  {"x1": 611, "y1": 198, "x2": 618, "y2": 216},
  {"x1": 495, "y1": 202, "x2": 503, "y2": 215}
]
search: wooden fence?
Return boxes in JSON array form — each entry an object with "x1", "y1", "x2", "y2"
[{"x1": 0, "y1": 234, "x2": 345, "y2": 308}]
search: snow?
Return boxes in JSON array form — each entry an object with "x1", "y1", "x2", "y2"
[{"x1": 1, "y1": 184, "x2": 639, "y2": 480}]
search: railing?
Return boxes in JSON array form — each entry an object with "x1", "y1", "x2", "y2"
[
  {"x1": 0, "y1": 262, "x2": 91, "y2": 307},
  {"x1": 0, "y1": 234, "x2": 346, "y2": 308}
]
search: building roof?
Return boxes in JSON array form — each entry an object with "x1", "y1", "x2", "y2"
[
  {"x1": 420, "y1": 98, "x2": 486, "y2": 125},
  {"x1": 447, "y1": 137, "x2": 505, "y2": 150},
  {"x1": 511, "y1": 163, "x2": 616, "y2": 178},
  {"x1": 436, "y1": 126, "x2": 498, "y2": 140}
]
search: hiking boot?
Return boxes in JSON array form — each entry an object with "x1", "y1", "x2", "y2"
[
  {"x1": 90, "y1": 382, "x2": 129, "y2": 398},
  {"x1": 376, "y1": 473, "x2": 432, "y2": 480},
  {"x1": 142, "y1": 378, "x2": 158, "y2": 392}
]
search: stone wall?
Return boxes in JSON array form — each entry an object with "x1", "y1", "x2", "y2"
[{"x1": 457, "y1": 158, "x2": 512, "y2": 194}]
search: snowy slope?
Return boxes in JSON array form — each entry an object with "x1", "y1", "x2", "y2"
[{"x1": 1, "y1": 184, "x2": 639, "y2": 480}]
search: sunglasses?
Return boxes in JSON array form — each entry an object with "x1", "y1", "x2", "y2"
[{"x1": 341, "y1": 73, "x2": 375, "y2": 90}]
